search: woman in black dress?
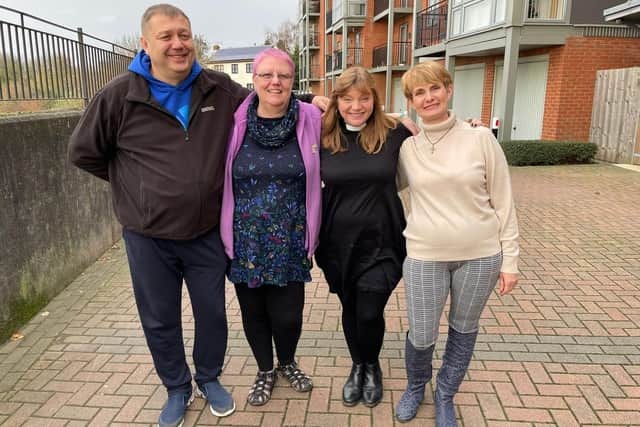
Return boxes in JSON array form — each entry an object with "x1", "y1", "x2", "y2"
[{"x1": 315, "y1": 66, "x2": 412, "y2": 408}]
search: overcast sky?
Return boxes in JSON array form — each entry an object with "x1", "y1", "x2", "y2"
[{"x1": 0, "y1": 0, "x2": 299, "y2": 48}]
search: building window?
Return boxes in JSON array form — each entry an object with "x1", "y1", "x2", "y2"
[
  {"x1": 231, "y1": 64, "x2": 239, "y2": 73},
  {"x1": 246, "y1": 63, "x2": 253, "y2": 73},
  {"x1": 213, "y1": 64, "x2": 224, "y2": 72},
  {"x1": 246, "y1": 83, "x2": 254, "y2": 89},
  {"x1": 450, "y1": 0, "x2": 506, "y2": 36}
]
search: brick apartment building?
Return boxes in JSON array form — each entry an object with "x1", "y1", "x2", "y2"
[{"x1": 298, "y1": 0, "x2": 640, "y2": 141}]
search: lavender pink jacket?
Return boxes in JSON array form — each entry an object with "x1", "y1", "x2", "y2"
[{"x1": 220, "y1": 92, "x2": 323, "y2": 259}]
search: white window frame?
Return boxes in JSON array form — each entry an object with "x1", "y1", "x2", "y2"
[{"x1": 450, "y1": 0, "x2": 506, "y2": 37}]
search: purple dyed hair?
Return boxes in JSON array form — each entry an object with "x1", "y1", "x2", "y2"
[{"x1": 252, "y1": 48, "x2": 295, "y2": 77}]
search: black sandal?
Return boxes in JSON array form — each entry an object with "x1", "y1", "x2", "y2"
[
  {"x1": 277, "y1": 361, "x2": 313, "y2": 392},
  {"x1": 247, "y1": 369, "x2": 276, "y2": 406}
]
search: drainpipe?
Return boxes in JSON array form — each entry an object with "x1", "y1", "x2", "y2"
[{"x1": 385, "y1": 2, "x2": 395, "y2": 112}]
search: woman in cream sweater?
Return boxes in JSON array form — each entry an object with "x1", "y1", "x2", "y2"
[{"x1": 395, "y1": 61, "x2": 519, "y2": 426}]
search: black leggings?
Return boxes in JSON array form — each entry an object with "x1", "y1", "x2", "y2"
[
  {"x1": 338, "y1": 270, "x2": 392, "y2": 364},
  {"x1": 234, "y1": 282, "x2": 305, "y2": 371}
]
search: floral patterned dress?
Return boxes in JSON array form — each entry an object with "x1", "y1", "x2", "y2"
[{"x1": 228, "y1": 119, "x2": 311, "y2": 288}]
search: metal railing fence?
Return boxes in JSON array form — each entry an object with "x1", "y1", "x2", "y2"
[
  {"x1": 374, "y1": 0, "x2": 414, "y2": 17},
  {"x1": 0, "y1": 5, "x2": 136, "y2": 103},
  {"x1": 415, "y1": 0, "x2": 448, "y2": 49},
  {"x1": 372, "y1": 41, "x2": 411, "y2": 67}
]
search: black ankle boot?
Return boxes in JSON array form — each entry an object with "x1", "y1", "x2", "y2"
[
  {"x1": 362, "y1": 362, "x2": 383, "y2": 407},
  {"x1": 342, "y1": 363, "x2": 364, "y2": 406}
]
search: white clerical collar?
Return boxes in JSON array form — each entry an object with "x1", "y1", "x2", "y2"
[{"x1": 345, "y1": 123, "x2": 366, "y2": 131}]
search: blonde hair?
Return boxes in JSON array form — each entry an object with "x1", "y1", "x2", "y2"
[
  {"x1": 322, "y1": 66, "x2": 396, "y2": 154},
  {"x1": 402, "y1": 61, "x2": 453, "y2": 100}
]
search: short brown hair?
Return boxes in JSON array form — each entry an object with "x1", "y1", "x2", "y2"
[
  {"x1": 141, "y1": 4, "x2": 190, "y2": 35},
  {"x1": 402, "y1": 61, "x2": 453, "y2": 100},
  {"x1": 322, "y1": 66, "x2": 396, "y2": 154}
]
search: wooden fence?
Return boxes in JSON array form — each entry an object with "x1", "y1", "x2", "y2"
[{"x1": 590, "y1": 67, "x2": 640, "y2": 165}]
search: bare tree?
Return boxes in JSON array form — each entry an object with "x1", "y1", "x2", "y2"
[
  {"x1": 264, "y1": 20, "x2": 299, "y2": 53},
  {"x1": 193, "y1": 34, "x2": 211, "y2": 62},
  {"x1": 116, "y1": 32, "x2": 210, "y2": 62},
  {"x1": 264, "y1": 20, "x2": 301, "y2": 91},
  {"x1": 116, "y1": 33, "x2": 141, "y2": 53}
]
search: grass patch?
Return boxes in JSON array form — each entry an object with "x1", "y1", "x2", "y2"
[
  {"x1": 0, "y1": 293, "x2": 50, "y2": 344},
  {"x1": 0, "y1": 99, "x2": 84, "y2": 116}
]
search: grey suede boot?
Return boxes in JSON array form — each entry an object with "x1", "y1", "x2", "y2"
[
  {"x1": 395, "y1": 334, "x2": 435, "y2": 422},
  {"x1": 434, "y1": 327, "x2": 479, "y2": 427}
]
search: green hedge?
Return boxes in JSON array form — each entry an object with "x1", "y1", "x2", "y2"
[{"x1": 499, "y1": 140, "x2": 598, "y2": 166}]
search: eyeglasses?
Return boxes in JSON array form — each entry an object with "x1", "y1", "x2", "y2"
[{"x1": 255, "y1": 72, "x2": 293, "y2": 81}]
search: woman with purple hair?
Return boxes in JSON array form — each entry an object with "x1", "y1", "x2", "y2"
[{"x1": 220, "y1": 48, "x2": 322, "y2": 406}]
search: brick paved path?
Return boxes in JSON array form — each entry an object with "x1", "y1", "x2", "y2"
[{"x1": 1, "y1": 164, "x2": 639, "y2": 426}]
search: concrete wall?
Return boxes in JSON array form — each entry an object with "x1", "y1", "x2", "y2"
[{"x1": 0, "y1": 112, "x2": 121, "y2": 341}]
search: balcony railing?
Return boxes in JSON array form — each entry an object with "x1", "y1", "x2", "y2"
[
  {"x1": 326, "y1": 48, "x2": 364, "y2": 72},
  {"x1": 309, "y1": 0, "x2": 321, "y2": 14},
  {"x1": 374, "y1": 0, "x2": 388, "y2": 16},
  {"x1": 527, "y1": 0, "x2": 566, "y2": 20},
  {"x1": 374, "y1": 0, "x2": 414, "y2": 16},
  {"x1": 300, "y1": 0, "x2": 320, "y2": 16},
  {"x1": 309, "y1": 63, "x2": 320, "y2": 79},
  {"x1": 395, "y1": 0, "x2": 412, "y2": 7},
  {"x1": 416, "y1": 0, "x2": 447, "y2": 48},
  {"x1": 301, "y1": 63, "x2": 321, "y2": 79},
  {"x1": 372, "y1": 41, "x2": 411, "y2": 67},
  {"x1": 348, "y1": 47, "x2": 364, "y2": 67},
  {"x1": 302, "y1": 31, "x2": 320, "y2": 48}
]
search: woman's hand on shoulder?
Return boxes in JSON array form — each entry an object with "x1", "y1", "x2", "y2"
[
  {"x1": 392, "y1": 114, "x2": 419, "y2": 136},
  {"x1": 311, "y1": 96, "x2": 330, "y2": 112},
  {"x1": 465, "y1": 117, "x2": 486, "y2": 128},
  {"x1": 498, "y1": 272, "x2": 518, "y2": 295},
  {"x1": 400, "y1": 116, "x2": 419, "y2": 136}
]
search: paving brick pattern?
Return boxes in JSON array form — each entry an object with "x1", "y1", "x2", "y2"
[{"x1": 1, "y1": 164, "x2": 639, "y2": 426}]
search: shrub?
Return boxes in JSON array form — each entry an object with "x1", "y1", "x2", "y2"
[{"x1": 499, "y1": 140, "x2": 598, "y2": 166}]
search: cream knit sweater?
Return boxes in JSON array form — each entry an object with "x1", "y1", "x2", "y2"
[{"x1": 397, "y1": 111, "x2": 519, "y2": 273}]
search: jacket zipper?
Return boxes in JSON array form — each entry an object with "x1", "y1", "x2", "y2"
[{"x1": 132, "y1": 99, "x2": 192, "y2": 142}]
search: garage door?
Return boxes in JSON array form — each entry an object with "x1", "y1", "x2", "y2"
[
  {"x1": 452, "y1": 65, "x2": 484, "y2": 121},
  {"x1": 392, "y1": 77, "x2": 407, "y2": 114},
  {"x1": 493, "y1": 58, "x2": 548, "y2": 140}
]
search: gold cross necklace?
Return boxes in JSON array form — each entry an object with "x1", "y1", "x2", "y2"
[{"x1": 424, "y1": 123, "x2": 455, "y2": 154}]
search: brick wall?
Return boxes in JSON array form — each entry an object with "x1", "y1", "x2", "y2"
[
  {"x1": 481, "y1": 61, "x2": 496, "y2": 126},
  {"x1": 454, "y1": 37, "x2": 640, "y2": 141},
  {"x1": 542, "y1": 37, "x2": 640, "y2": 141},
  {"x1": 372, "y1": 72, "x2": 387, "y2": 108},
  {"x1": 368, "y1": 21, "x2": 390, "y2": 68}
]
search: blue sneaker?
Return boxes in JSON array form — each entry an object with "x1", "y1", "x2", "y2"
[
  {"x1": 158, "y1": 389, "x2": 194, "y2": 427},
  {"x1": 197, "y1": 380, "x2": 236, "y2": 417}
]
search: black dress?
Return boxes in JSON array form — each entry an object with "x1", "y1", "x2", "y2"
[{"x1": 315, "y1": 124, "x2": 412, "y2": 297}]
